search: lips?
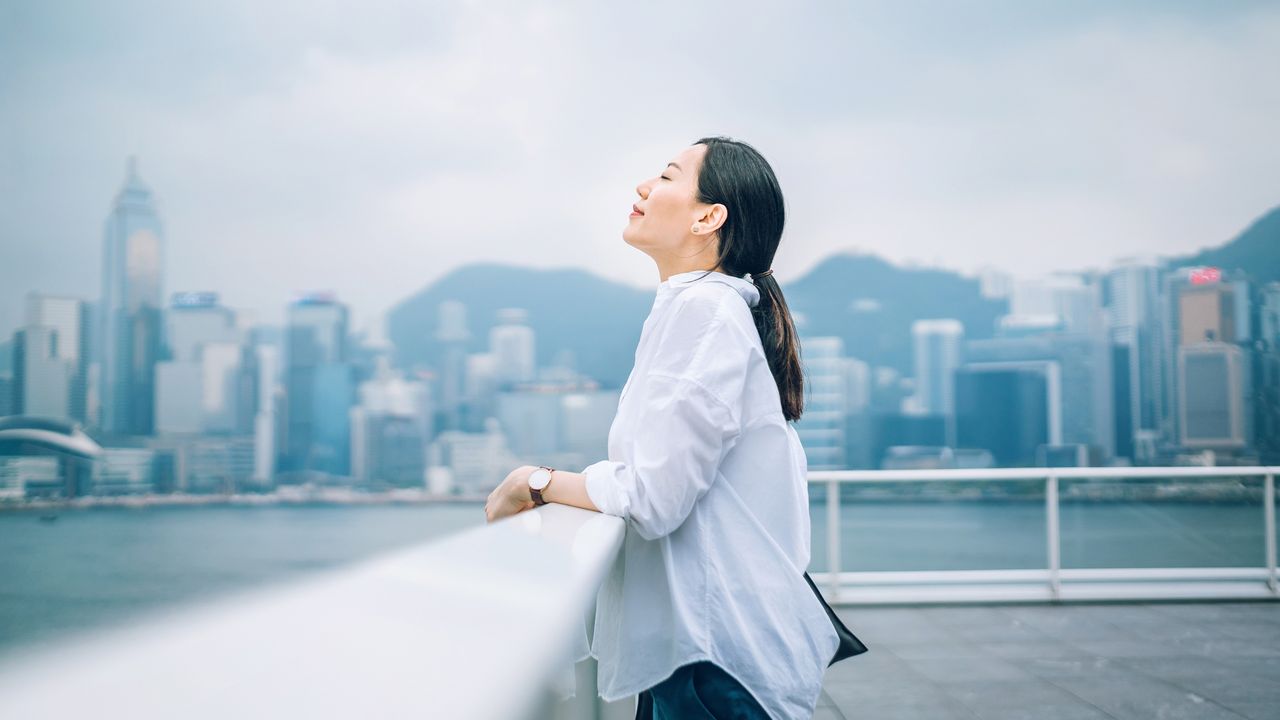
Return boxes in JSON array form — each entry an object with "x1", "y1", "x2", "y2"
[{"x1": 631, "y1": 204, "x2": 645, "y2": 216}]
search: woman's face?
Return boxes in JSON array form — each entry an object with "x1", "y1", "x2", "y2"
[{"x1": 623, "y1": 143, "x2": 723, "y2": 259}]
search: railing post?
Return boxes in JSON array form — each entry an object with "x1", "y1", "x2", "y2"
[
  {"x1": 1266, "y1": 472, "x2": 1277, "y2": 596},
  {"x1": 1046, "y1": 473, "x2": 1061, "y2": 600},
  {"x1": 827, "y1": 478, "x2": 841, "y2": 603}
]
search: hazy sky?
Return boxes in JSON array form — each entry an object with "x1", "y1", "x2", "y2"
[{"x1": 3, "y1": 0, "x2": 1279, "y2": 338}]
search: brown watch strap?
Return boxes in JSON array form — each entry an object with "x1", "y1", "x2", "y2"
[{"x1": 532, "y1": 466, "x2": 554, "y2": 506}]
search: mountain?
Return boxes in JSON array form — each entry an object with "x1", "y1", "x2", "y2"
[
  {"x1": 387, "y1": 254, "x2": 1007, "y2": 388},
  {"x1": 1169, "y1": 205, "x2": 1280, "y2": 284},
  {"x1": 785, "y1": 252, "x2": 1007, "y2": 373},
  {"x1": 387, "y1": 263, "x2": 655, "y2": 388}
]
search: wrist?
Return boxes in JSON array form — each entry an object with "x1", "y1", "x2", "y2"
[{"x1": 527, "y1": 465, "x2": 555, "y2": 506}]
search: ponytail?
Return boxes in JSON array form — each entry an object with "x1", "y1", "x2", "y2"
[
  {"x1": 692, "y1": 135, "x2": 805, "y2": 422},
  {"x1": 750, "y1": 273, "x2": 805, "y2": 422}
]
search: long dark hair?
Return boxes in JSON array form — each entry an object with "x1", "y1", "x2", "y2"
[{"x1": 689, "y1": 135, "x2": 804, "y2": 422}]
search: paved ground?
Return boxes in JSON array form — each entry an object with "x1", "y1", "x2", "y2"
[{"x1": 814, "y1": 601, "x2": 1280, "y2": 720}]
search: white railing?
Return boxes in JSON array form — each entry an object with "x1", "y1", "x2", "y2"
[
  {"x1": 0, "y1": 503, "x2": 625, "y2": 720},
  {"x1": 2, "y1": 467, "x2": 1276, "y2": 717},
  {"x1": 808, "y1": 466, "x2": 1280, "y2": 604}
]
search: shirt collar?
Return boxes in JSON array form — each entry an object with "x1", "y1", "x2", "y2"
[{"x1": 660, "y1": 269, "x2": 761, "y2": 308}]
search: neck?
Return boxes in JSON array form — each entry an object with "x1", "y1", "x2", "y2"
[{"x1": 656, "y1": 259, "x2": 725, "y2": 284}]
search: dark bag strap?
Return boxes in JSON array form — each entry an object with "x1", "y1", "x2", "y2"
[{"x1": 803, "y1": 571, "x2": 869, "y2": 666}]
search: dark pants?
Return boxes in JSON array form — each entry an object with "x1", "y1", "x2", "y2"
[{"x1": 635, "y1": 660, "x2": 771, "y2": 720}]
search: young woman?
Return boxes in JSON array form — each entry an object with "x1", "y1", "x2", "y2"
[{"x1": 485, "y1": 136, "x2": 838, "y2": 719}]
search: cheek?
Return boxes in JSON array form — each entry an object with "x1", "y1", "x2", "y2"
[{"x1": 649, "y1": 190, "x2": 688, "y2": 228}]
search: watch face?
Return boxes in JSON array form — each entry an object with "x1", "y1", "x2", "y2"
[{"x1": 529, "y1": 468, "x2": 552, "y2": 490}]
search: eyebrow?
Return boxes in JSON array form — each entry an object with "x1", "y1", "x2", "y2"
[{"x1": 666, "y1": 162, "x2": 682, "y2": 172}]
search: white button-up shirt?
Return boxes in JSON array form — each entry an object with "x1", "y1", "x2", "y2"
[{"x1": 576, "y1": 269, "x2": 839, "y2": 720}]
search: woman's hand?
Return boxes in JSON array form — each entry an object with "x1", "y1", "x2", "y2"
[{"x1": 485, "y1": 465, "x2": 538, "y2": 523}]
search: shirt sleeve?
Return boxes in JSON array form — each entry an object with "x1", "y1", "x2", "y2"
[{"x1": 582, "y1": 372, "x2": 741, "y2": 541}]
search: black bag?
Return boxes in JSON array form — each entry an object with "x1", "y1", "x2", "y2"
[{"x1": 803, "y1": 571, "x2": 868, "y2": 666}]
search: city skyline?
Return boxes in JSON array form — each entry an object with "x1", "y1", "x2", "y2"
[
  {"x1": 2, "y1": 155, "x2": 1276, "y2": 345},
  {"x1": 4, "y1": 1, "x2": 1280, "y2": 337}
]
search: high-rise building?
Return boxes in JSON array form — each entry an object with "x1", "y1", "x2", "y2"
[
  {"x1": 25, "y1": 294, "x2": 90, "y2": 423},
  {"x1": 490, "y1": 308, "x2": 536, "y2": 387},
  {"x1": 12, "y1": 326, "x2": 73, "y2": 420},
  {"x1": 795, "y1": 336, "x2": 847, "y2": 470},
  {"x1": 965, "y1": 332, "x2": 1111, "y2": 460},
  {"x1": 350, "y1": 358, "x2": 431, "y2": 488},
  {"x1": 154, "y1": 361, "x2": 203, "y2": 433},
  {"x1": 840, "y1": 357, "x2": 872, "y2": 415},
  {"x1": 1102, "y1": 259, "x2": 1162, "y2": 460},
  {"x1": 955, "y1": 363, "x2": 1058, "y2": 467},
  {"x1": 910, "y1": 319, "x2": 964, "y2": 418},
  {"x1": 1179, "y1": 283, "x2": 1238, "y2": 345},
  {"x1": 560, "y1": 389, "x2": 619, "y2": 463},
  {"x1": 1259, "y1": 283, "x2": 1280, "y2": 464},
  {"x1": 1156, "y1": 266, "x2": 1252, "y2": 449},
  {"x1": 1010, "y1": 274, "x2": 1103, "y2": 336},
  {"x1": 100, "y1": 158, "x2": 164, "y2": 435},
  {"x1": 283, "y1": 293, "x2": 353, "y2": 478},
  {"x1": 0, "y1": 339, "x2": 13, "y2": 416},
  {"x1": 165, "y1": 292, "x2": 239, "y2": 362},
  {"x1": 1178, "y1": 342, "x2": 1249, "y2": 451},
  {"x1": 1261, "y1": 283, "x2": 1280, "y2": 350},
  {"x1": 462, "y1": 351, "x2": 498, "y2": 430},
  {"x1": 251, "y1": 344, "x2": 279, "y2": 488},
  {"x1": 427, "y1": 418, "x2": 519, "y2": 495},
  {"x1": 435, "y1": 301, "x2": 471, "y2": 433},
  {"x1": 154, "y1": 293, "x2": 248, "y2": 435},
  {"x1": 497, "y1": 389, "x2": 564, "y2": 459}
]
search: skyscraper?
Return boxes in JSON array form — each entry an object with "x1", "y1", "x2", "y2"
[
  {"x1": 965, "y1": 332, "x2": 1113, "y2": 460},
  {"x1": 24, "y1": 294, "x2": 90, "y2": 423},
  {"x1": 435, "y1": 300, "x2": 471, "y2": 433},
  {"x1": 100, "y1": 157, "x2": 164, "y2": 435},
  {"x1": 12, "y1": 326, "x2": 72, "y2": 419},
  {"x1": 283, "y1": 293, "x2": 353, "y2": 477},
  {"x1": 350, "y1": 357, "x2": 431, "y2": 488},
  {"x1": 1102, "y1": 259, "x2": 1162, "y2": 459},
  {"x1": 955, "y1": 363, "x2": 1057, "y2": 467},
  {"x1": 490, "y1": 308, "x2": 536, "y2": 387},
  {"x1": 1156, "y1": 266, "x2": 1252, "y2": 449},
  {"x1": 795, "y1": 336, "x2": 847, "y2": 470},
  {"x1": 1178, "y1": 342, "x2": 1249, "y2": 451},
  {"x1": 155, "y1": 292, "x2": 247, "y2": 435},
  {"x1": 910, "y1": 319, "x2": 964, "y2": 417}
]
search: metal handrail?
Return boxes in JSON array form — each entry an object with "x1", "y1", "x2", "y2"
[
  {"x1": 808, "y1": 466, "x2": 1280, "y2": 604},
  {"x1": 0, "y1": 503, "x2": 625, "y2": 720}
]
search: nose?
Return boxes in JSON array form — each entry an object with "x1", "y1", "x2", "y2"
[{"x1": 635, "y1": 180, "x2": 650, "y2": 199}]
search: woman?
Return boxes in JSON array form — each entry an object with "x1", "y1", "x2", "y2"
[{"x1": 485, "y1": 136, "x2": 838, "y2": 719}]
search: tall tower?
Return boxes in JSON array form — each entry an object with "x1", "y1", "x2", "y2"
[
  {"x1": 283, "y1": 293, "x2": 353, "y2": 477},
  {"x1": 910, "y1": 319, "x2": 964, "y2": 416},
  {"x1": 23, "y1": 294, "x2": 90, "y2": 423},
  {"x1": 100, "y1": 157, "x2": 164, "y2": 435},
  {"x1": 795, "y1": 335, "x2": 848, "y2": 470},
  {"x1": 1102, "y1": 259, "x2": 1162, "y2": 459},
  {"x1": 435, "y1": 300, "x2": 471, "y2": 432},
  {"x1": 490, "y1": 308, "x2": 536, "y2": 387}
]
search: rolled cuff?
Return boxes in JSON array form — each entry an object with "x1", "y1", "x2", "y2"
[{"x1": 581, "y1": 459, "x2": 630, "y2": 518}]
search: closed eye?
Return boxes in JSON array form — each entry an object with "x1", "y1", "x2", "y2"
[{"x1": 660, "y1": 175, "x2": 671, "y2": 181}]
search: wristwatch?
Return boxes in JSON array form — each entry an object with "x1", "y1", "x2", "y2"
[{"x1": 528, "y1": 466, "x2": 555, "y2": 506}]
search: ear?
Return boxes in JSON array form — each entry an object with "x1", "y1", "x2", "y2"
[{"x1": 692, "y1": 203, "x2": 728, "y2": 235}]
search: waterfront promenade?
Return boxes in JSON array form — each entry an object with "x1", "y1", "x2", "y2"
[{"x1": 814, "y1": 601, "x2": 1280, "y2": 720}]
